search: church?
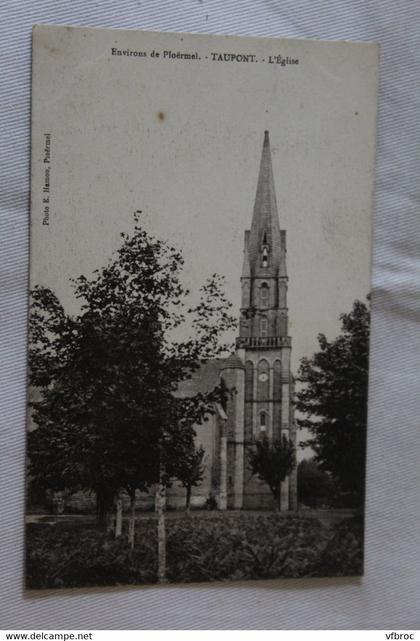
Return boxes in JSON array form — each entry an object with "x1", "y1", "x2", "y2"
[
  {"x1": 45, "y1": 130, "x2": 298, "y2": 516},
  {"x1": 166, "y1": 130, "x2": 298, "y2": 512}
]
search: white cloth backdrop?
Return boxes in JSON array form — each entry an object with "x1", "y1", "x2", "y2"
[{"x1": 1, "y1": 0, "x2": 419, "y2": 630}]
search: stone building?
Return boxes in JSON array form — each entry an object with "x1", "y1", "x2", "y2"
[{"x1": 166, "y1": 130, "x2": 298, "y2": 511}]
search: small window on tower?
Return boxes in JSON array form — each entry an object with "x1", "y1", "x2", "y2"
[
  {"x1": 260, "y1": 411, "x2": 267, "y2": 432},
  {"x1": 260, "y1": 317, "x2": 268, "y2": 337},
  {"x1": 262, "y1": 246, "x2": 269, "y2": 267},
  {"x1": 261, "y1": 232, "x2": 269, "y2": 267}
]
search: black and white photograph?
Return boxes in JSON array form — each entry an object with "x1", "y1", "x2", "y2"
[{"x1": 26, "y1": 25, "x2": 378, "y2": 588}]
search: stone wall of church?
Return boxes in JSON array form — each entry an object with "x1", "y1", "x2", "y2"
[
  {"x1": 166, "y1": 410, "x2": 218, "y2": 509},
  {"x1": 240, "y1": 346, "x2": 295, "y2": 510}
]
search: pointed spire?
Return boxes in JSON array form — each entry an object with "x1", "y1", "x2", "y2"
[
  {"x1": 247, "y1": 130, "x2": 282, "y2": 276},
  {"x1": 263, "y1": 129, "x2": 269, "y2": 145}
]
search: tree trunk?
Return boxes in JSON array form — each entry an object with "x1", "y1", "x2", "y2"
[
  {"x1": 156, "y1": 480, "x2": 167, "y2": 583},
  {"x1": 186, "y1": 485, "x2": 191, "y2": 512},
  {"x1": 280, "y1": 476, "x2": 289, "y2": 512},
  {"x1": 96, "y1": 490, "x2": 112, "y2": 526},
  {"x1": 115, "y1": 495, "x2": 123, "y2": 539},
  {"x1": 219, "y1": 434, "x2": 228, "y2": 510},
  {"x1": 272, "y1": 486, "x2": 280, "y2": 512},
  {"x1": 106, "y1": 510, "x2": 114, "y2": 533},
  {"x1": 128, "y1": 490, "x2": 136, "y2": 550}
]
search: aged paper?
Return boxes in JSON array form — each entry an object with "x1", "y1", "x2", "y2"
[{"x1": 28, "y1": 24, "x2": 378, "y2": 588}]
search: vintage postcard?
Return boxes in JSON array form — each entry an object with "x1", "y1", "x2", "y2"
[{"x1": 27, "y1": 24, "x2": 378, "y2": 587}]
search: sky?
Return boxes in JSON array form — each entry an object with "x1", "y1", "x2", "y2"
[{"x1": 31, "y1": 25, "x2": 377, "y2": 376}]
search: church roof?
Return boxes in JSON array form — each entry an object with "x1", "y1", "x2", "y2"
[
  {"x1": 176, "y1": 354, "x2": 243, "y2": 398},
  {"x1": 177, "y1": 360, "x2": 221, "y2": 398},
  {"x1": 219, "y1": 353, "x2": 244, "y2": 369}
]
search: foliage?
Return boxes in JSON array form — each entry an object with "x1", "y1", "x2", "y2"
[
  {"x1": 165, "y1": 513, "x2": 326, "y2": 582},
  {"x1": 296, "y1": 299, "x2": 370, "y2": 502},
  {"x1": 26, "y1": 521, "x2": 157, "y2": 588},
  {"x1": 26, "y1": 513, "x2": 363, "y2": 588},
  {"x1": 297, "y1": 459, "x2": 335, "y2": 508},
  {"x1": 310, "y1": 516, "x2": 364, "y2": 577},
  {"x1": 28, "y1": 214, "x2": 236, "y2": 518},
  {"x1": 247, "y1": 436, "x2": 296, "y2": 509},
  {"x1": 174, "y1": 445, "x2": 206, "y2": 509}
]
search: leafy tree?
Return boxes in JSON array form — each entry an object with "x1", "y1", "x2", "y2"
[
  {"x1": 175, "y1": 445, "x2": 206, "y2": 510},
  {"x1": 247, "y1": 435, "x2": 295, "y2": 510},
  {"x1": 28, "y1": 214, "x2": 236, "y2": 542},
  {"x1": 296, "y1": 299, "x2": 369, "y2": 503},
  {"x1": 297, "y1": 459, "x2": 334, "y2": 508}
]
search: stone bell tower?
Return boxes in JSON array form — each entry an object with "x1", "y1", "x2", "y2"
[{"x1": 236, "y1": 130, "x2": 297, "y2": 511}]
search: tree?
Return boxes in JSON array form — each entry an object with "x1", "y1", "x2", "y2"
[
  {"x1": 175, "y1": 445, "x2": 206, "y2": 510},
  {"x1": 28, "y1": 213, "x2": 236, "y2": 557},
  {"x1": 297, "y1": 459, "x2": 334, "y2": 508},
  {"x1": 296, "y1": 299, "x2": 369, "y2": 503},
  {"x1": 247, "y1": 435, "x2": 295, "y2": 510}
]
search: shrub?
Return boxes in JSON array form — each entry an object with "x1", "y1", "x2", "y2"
[
  {"x1": 297, "y1": 459, "x2": 335, "y2": 508},
  {"x1": 166, "y1": 513, "x2": 329, "y2": 582},
  {"x1": 26, "y1": 521, "x2": 157, "y2": 588},
  {"x1": 26, "y1": 512, "x2": 364, "y2": 588},
  {"x1": 310, "y1": 516, "x2": 364, "y2": 576}
]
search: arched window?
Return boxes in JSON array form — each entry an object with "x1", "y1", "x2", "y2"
[
  {"x1": 262, "y1": 246, "x2": 269, "y2": 267},
  {"x1": 260, "y1": 411, "x2": 267, "y2": 432},
  {"x1": 260, "y1": 317, "x2": 268, "y2": 337},
  {"x1": 273, "y1": 360, "x2": 282, "y2": 433},
  {"x1": 273, "y1": 359, "x2": 282, "y2": 401},
  {"x1": 261, "y1": 232, "x2": 269, "y2": 267},
  {"x1": 260, "y1": 282, "x2": 269, "y2": 307}
]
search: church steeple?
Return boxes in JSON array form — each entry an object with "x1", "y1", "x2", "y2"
[
  {"x1": 239, "y1": 130, "x2": 289, "y2": 345},
  {"x1": 243, "y1": 130, "x2": 284, "y2": 279}
]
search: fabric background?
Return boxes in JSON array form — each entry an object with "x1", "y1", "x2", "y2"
[{"x1": 0, "y1": 0, "x2": 419, "y2": 630}]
